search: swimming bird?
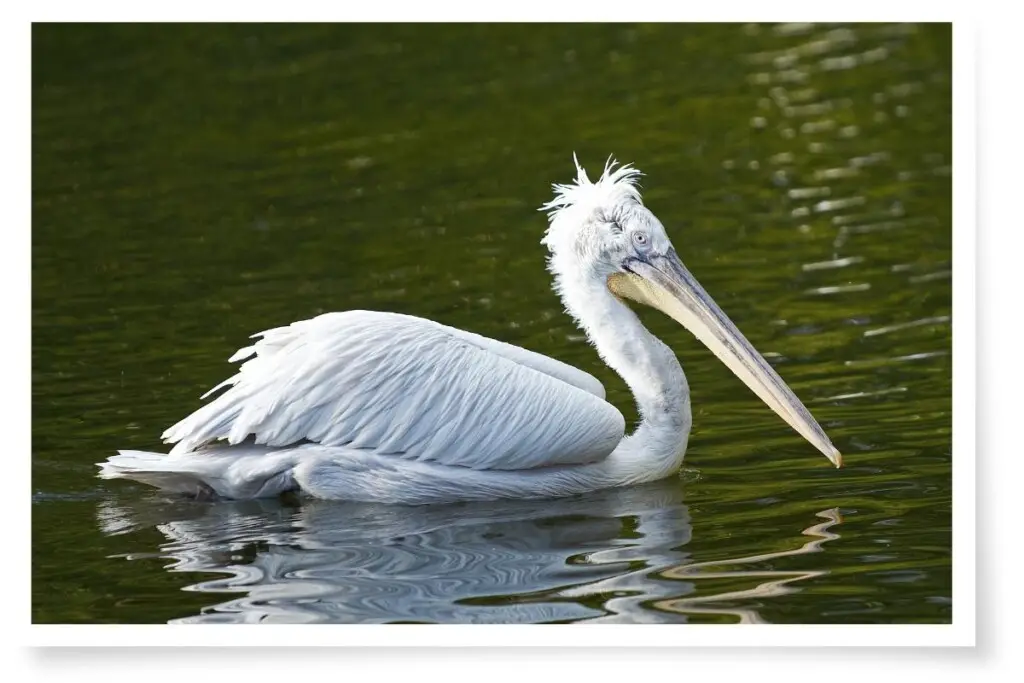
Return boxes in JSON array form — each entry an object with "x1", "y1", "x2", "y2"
[{"x1": 99, "y1": 156, "x2": 841, "y2": 505}]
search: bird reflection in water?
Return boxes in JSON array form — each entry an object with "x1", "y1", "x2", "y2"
[{"x1": 97, "y1": 485, "x2": 842, "y2": 624}]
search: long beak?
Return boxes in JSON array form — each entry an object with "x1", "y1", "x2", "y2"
[{"x1": 608, "y1": 248, "x2": 842, "y2": 467}]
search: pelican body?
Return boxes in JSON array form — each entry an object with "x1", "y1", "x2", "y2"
[{"x1": 99, "y1": 157, "x2": 841, "y2": 505}]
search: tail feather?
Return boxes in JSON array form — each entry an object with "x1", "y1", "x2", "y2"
[{"x1": 98, "y1": 447, "x2": 299, "y2": 499}]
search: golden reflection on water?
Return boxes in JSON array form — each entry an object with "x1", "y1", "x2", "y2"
[{"x1": 653, "y1": 509, "x2": 842, "y2": 623}]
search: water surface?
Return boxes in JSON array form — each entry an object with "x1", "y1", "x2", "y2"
[{"x1": 32, "y1": 22, "x2": 952, "y2": 624}]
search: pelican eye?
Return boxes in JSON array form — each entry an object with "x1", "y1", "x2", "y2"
[{"x1": 632, "y1": 231, "x2": 649, "y2": 247}]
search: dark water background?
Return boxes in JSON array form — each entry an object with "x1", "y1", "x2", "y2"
[{"x1": 32, "y1": 23, "x2": 952, "y2": 624}]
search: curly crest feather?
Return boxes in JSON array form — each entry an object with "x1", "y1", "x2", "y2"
[
  {"x1": 540, "y1": 154, "x2": 643, "y2": 217},
  {"x1": 539, "y1": 154, "x2": 644, "y2": 253}
]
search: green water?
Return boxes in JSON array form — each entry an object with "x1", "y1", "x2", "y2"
[{"x1": 32, "y1": 23, "x2": 952, "y2": 624}]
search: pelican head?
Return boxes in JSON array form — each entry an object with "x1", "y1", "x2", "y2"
[{"x1": 541, "y1": 155, "x2": 842, "y2": 467}]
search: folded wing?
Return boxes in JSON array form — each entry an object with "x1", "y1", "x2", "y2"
[{"x1": 162, "y1": 311, "x2": 625, "y2": 471}]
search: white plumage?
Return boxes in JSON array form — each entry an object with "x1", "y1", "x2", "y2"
[
  {"x1": 163, "y1": 311, "x2": 623, "y2": 470},
  {"x1": 99, "y1": 156, "x2": 841, "y2": 505}
]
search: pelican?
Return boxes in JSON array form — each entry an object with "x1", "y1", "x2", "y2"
[{"x1": 99, "y1": 156, "x2": 841, "y2": 505}]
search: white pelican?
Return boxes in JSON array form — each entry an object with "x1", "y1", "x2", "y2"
[{"x1": 99, "y1": 156, "x2": 841, "y2": 505}]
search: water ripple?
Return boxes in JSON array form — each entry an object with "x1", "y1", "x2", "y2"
[
  {"x1": 863, "y1": 316, "x2": 951, "y2": 338},
  {"x1": 805, "y1": 283, "x2": 871, "y2": 296},
  {"x1": 802, "y1": 256, "x2": 865, "y2": 271},
  {"x1": 652, "y1": 509, "x2": 842, "y2": 623}
]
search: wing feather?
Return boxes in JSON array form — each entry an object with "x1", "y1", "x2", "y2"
[{"x1": 162, "y1": 311, "x2": 624, "y2": 471}]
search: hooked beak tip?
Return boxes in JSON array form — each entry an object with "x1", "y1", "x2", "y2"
[{"x1": 830, "y1": 449, "x2": 843, "y2": 468}]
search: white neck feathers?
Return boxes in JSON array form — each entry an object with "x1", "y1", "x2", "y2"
[{"x1": 554, "y1": 266, "x2": 692, "y2": 482}]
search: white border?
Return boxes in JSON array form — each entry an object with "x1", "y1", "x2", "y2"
[
  {"x1": 27, "y1": 624, "x2": 972, "y2": 648},
  {"x1": 950, "y1": 19, "x2": 976, "y2": 648},
  {"x1": 12, "y1": 1, "x2": 987, "y2": 667}
]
